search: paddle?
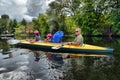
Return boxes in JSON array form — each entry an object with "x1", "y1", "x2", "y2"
[
  {"x1": 7, "y1": 39, "x2": 21, "y2": 45},
  {"x1": 52, "y1": 44, "x2": 64, "y2": 50}
]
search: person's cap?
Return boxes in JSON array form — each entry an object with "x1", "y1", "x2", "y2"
[
  {"x1": 47, "y1": 33, "x2": 52, "y2": 37},
  {"x1": 34, "y1": 30, "x2": 39, "y2": 34}
]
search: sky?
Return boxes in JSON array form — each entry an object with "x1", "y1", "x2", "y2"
[{"x1": 0, "y1": 0, "x2": 55, "y2": 21}]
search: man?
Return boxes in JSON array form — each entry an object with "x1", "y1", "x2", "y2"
[{"x1": 64, "y1": 28, "x2": 84, "y2": 46}]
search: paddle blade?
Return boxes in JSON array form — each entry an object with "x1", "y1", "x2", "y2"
[
  {"x1": 52, "y1": 44, "x2": 64, "y2": 50},
  {"x1": 52, "y1": 46, "x2": 62, "y2": 50},
  {"x1": 7, "y1": 39, "x2": 20, "y2": 45}
]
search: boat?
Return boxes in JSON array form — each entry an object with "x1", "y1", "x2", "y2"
[
  {"x1": 16, "y1": 40, "x2": 114, "y2": 54},
  {"x1": 0, "y1": 34, "x2": 14, "y2": 37},
  {"x1": 0, "y1": 34, "x2": 14, "y2": 39}
]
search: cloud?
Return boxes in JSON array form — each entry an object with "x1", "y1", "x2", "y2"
[
  {"x1": 13, "y1": 0, "x2": 27, "y2": 5},
  {"x1": 0, "y1": 0, "x2": 54, "y2": 22},
  {"x1": 0, "y1": 0, "x2": 28, "y2": 21}
]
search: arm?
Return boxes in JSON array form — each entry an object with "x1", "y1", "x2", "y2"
[
  {"x1": 63, "y1": 41, "x2": 79, "y2": 46},
  {"x1": 30, "y1": 39, "x2": 36, "y2": 43},
  {"x1": 70, "y1": 41, "x2": 80, "y2": 45}
]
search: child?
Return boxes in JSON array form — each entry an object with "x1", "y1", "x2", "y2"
[{"x1": 44, "y1": 33, "x2": 52, "y2": 42}]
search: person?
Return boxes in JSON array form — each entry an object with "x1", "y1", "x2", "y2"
[
  {"x1": 44, "y1": 33, "x2": 52, "y2": 42},
  {"x1": 30, "y1": 30, "x2": 42, "y2": 43},
  {"x1": 64, "y1": 28, "x2": 84, "y2": 46}
]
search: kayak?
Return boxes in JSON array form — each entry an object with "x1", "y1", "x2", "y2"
[{"x1": 16, "y1": 40, "x2": 114, "y2": 54}]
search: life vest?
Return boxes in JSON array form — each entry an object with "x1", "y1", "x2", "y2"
[{"x1": 51, "y1": 31, "x2": 64, "y2": 43}]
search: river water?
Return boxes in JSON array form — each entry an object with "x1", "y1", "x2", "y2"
[{"x1": 0, "y1": 37, "x2": 119, "y2": 80}]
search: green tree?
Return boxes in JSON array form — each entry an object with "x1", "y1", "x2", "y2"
[
  {"x1": 47, "y1": 0, "x2": 119, "y2": 36},
  {"x1": 14, "y1": 24, "x2": 26, "y2": 39},
  {"x1": 64, "y1": 16, "x2": 77, "y2": 34},
  {"x1": 21, "y1": 18, "x2": 27, "y2": 33},
  {"x1": 0, "y1": 14, "x2": 9, "y2": 34},
  {"x1": 32, "y1": 14, "x2": 49, "y2": 37},
  {"x1": 109, "y1": 0, "x2": 120, "y2": 35},
  {"x1": 74, "y1": 0, "x2": 114, "y2": 35},
  {"x1": 7, "y1": 19, "x2": 18, "y2": 33},
  {"x1": 47, "y1": 0, "x2": 80, "y2": 33}
]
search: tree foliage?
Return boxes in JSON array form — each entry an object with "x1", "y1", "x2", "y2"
[
  {"x1": 1, "y1": 0, "x2": 120, "y2": 37},
  {"x1": 0, "y1": 14, "x2": 9, "y2": 34},
  {"x1": 47, "y1": 0, "x2": 120, "y2": 36},
  {"x1": 109, "y1": 0, "x2": 120, "y2": 35},
  {"x1": 8, "y1": 19, "x2": 18, "y2": 33},
  {"x1": 32, "y1": 14, "x2": 49, "y2": 37}
]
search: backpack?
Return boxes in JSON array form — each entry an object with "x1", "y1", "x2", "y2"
[{"x1": 51, "y1": 31, "x2": 64, "y2": 43}]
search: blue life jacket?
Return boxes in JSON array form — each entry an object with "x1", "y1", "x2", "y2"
[{"x1": 51, "y1": 31, "x2": 64, "y2": 43}]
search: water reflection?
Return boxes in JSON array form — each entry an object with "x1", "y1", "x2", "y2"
[
  {"x1": 0, "y1": 39, "x2": 10, "y2": 53},
  {"x1": 0, "y1": 37, "x2": 118, "y2": 80},
  {"x1": 46, "y1": 53, "x2": 63, "y2": 68},
  {"x1": 0, "y1": 47, "x2": 114, "y2": 80},
  {"x1": 34, "y1": 51, "x2": 41, "y2": 62}
]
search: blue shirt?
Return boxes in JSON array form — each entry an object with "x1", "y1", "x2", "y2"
[{"x1": 35, "y1": 35, "x2": 41, "y2": 41}]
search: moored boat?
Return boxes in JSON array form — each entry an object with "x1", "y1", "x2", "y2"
[
  {"x1": 16, "y1": 40, "x2": 114, "y2": 54},
  {"x1": 0, "y1": 34, "x2": 14, "y2": 39}
]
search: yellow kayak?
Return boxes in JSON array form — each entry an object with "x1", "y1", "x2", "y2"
[{"x1": 16, "y1": 40, "x2": 114, "y2": 54}]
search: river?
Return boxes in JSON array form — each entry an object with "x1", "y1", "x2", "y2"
[{"x1": 0, "y1": 37, "x2": 119, "y2": 80}]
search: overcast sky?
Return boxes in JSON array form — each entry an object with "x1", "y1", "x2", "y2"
[{"x1": 0, "y1": 0, "x2": 54, "y2": 21}]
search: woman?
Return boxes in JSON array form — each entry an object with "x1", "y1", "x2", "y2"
[{"x1": 30, "y1": 30, "x2": 42, "y2": 43}]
